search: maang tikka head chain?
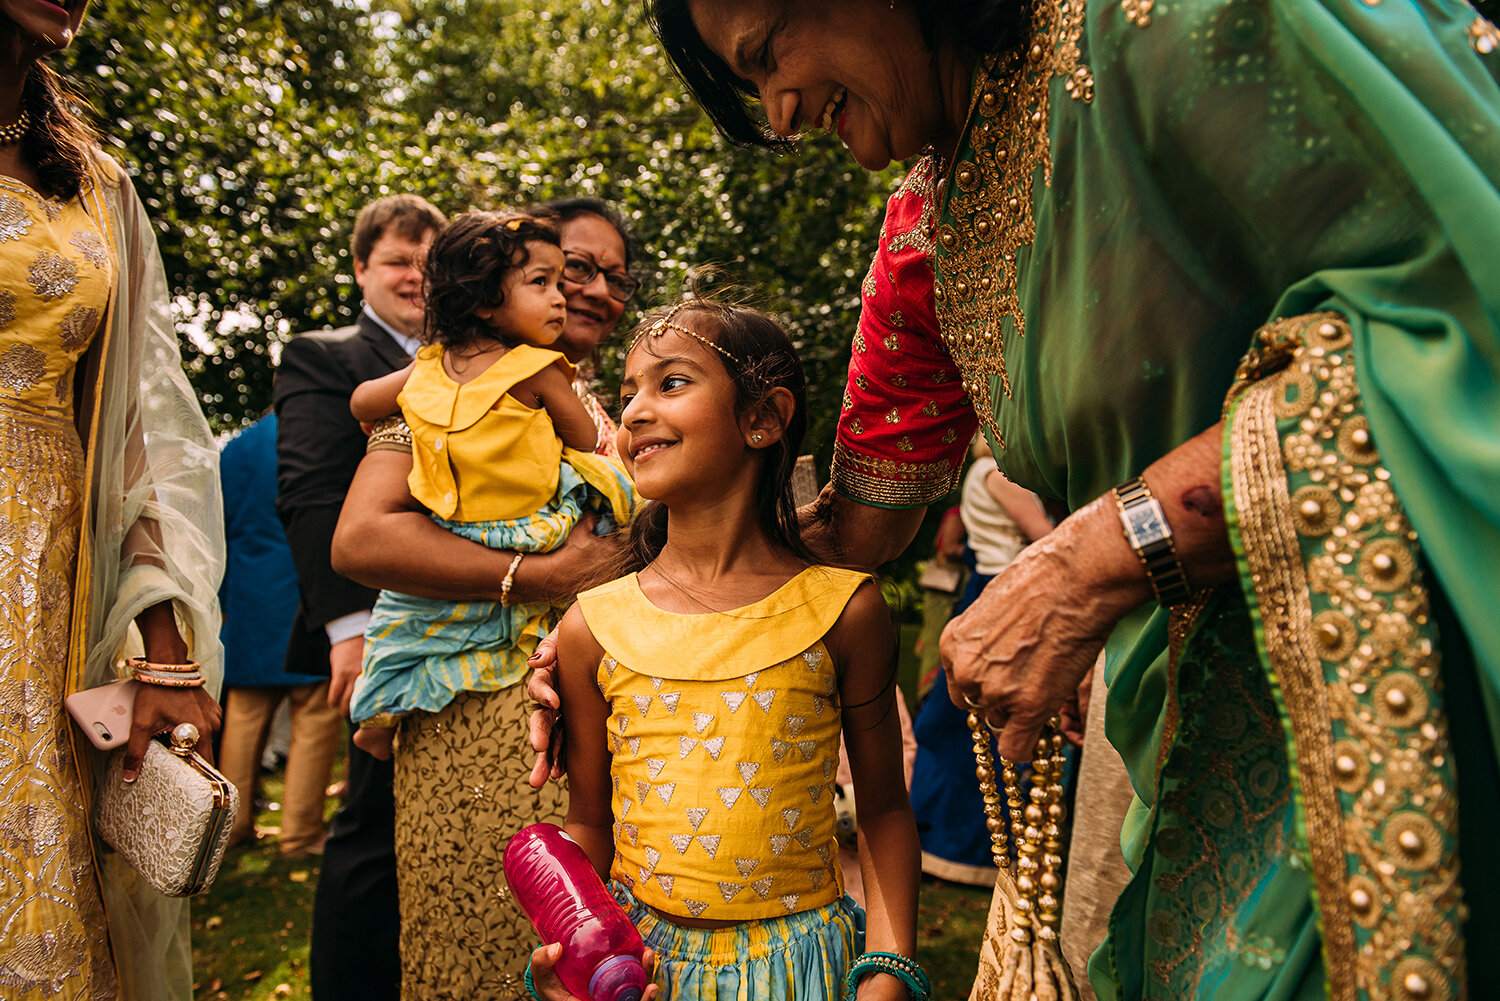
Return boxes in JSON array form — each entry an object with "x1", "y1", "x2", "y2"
[{"x1": 631, "y1": 302, "x2": 742, "y2": 366}]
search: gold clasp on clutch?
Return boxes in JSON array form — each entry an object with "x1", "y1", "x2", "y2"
[{"x1": 168, "y1": 722, "x2": 200, "y2": 759}]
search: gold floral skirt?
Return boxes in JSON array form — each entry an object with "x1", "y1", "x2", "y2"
[
  {"x1": 0, "y1": 404, "x2": 115, "y2": 999},
  {"x1": 394, "y1": 684, "x2": 568, "y2": 1000}
]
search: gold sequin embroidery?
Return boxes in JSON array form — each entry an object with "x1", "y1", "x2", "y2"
[
  {"x1": 26, "y1": 251, "x2": 78, "y2": 302},
  {"x1": 932, "y1": 0, "x2": 1092, "y2": 450},
  {"x1": 0, "y1": 195, "x2": 32, "y2": 243},
  {"x1": 1467, "y1": 15, "x2": 1498, "y2": 54},
  {"x1": 0, "y1": 345, "x2": 46, "y2": 393},
  {"x1": 0, "y1": 290, "x2": 14, "y2": 329},
  {"x1": 365, "y1": 415, "x2": 413, "y2": 452},
  {"x1": 0, "y1": 400, "x2": 113, "y2": 999},
  {"x1": 885, "y1": 157, "x2": 938, "y2": 260},
  {"x1": 57, "y1": 305, "x2": 98, "y2": 353},
  {"x1": 830, "y1": 441, "x2": 961, "y2": 507},
  {"x1": 1226, "y1": 312, "x2": 1466, "y2": 1001},
  {"x1": 68, "y1": 230, "x2": 108, "y2": 270}
]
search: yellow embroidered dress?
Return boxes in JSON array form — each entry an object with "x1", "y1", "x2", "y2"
[
  {"x1": 576, "y1": 567, "x2": 869, "y2": 921},
  {"x1": 0, "y1": 166, "x2": 224, "y2": 1001},
  {"x1": 574, "y1": 568, "x2": 874, "y2": 1001},
  {"x1": 0, "y1": 177, "x2": 116, "y2": 999}
]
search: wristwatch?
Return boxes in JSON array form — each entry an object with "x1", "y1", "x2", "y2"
[{"x1": 1112, "y1": 475, "x2": 1193, "y2": 607}]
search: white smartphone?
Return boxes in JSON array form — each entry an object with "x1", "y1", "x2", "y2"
[{"x1": 64, "y1": 680, "x2": 140, "y2": 751}]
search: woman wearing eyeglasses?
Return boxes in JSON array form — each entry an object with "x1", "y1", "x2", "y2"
[
  {"x1": 547, "y1": 198, "x2": 641, "y2": 460},
  {"x1": 328, "y1": 196, "x2": 640, "y2": 998}
]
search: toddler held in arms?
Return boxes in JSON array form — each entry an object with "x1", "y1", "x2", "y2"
[{"x1": 347, "y1": 211, "x2": 635, "y2": 759}]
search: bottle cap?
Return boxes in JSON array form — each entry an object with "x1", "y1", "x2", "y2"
[{"x1": 590, "y1": 954, "x2": 647, "y2": 1001}]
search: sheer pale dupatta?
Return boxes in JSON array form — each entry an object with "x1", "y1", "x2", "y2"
[{"x1": 66, "y1": 156, "x2": 225, "y2": 1001}]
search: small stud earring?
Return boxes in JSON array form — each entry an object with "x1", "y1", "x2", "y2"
[{"x1": 751, "y1": 433, "x2": 763, "y2": 445}]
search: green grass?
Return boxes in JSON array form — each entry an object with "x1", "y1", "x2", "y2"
[
  {"x1": 192, "y1": 769, "x2": 321, "y2": 1001},
  {"x1": 193, "y1": 620, "x2": 996, "y2": 1000}
]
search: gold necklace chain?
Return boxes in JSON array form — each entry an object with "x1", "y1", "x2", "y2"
[{"x1": 0, "y1": 109, "x2": 31, "y2": 145}]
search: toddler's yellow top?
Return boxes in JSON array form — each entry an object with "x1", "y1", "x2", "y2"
[
  {"x1": 400, "y1": 343, "x2": 568, "y2": 521},
  {"x1": 576, "y1": 566, "x2": 870, "y2": 921}
]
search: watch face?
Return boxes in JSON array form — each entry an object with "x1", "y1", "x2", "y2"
[{"x1": 1123, "y1": 500, "x2": 1166, "y2": 547}]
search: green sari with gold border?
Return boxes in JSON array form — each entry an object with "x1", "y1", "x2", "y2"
[{"x1": 919, "y1": 0, "x2": 1500, "y2": 996}]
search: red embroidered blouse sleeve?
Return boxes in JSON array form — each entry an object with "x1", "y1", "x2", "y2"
[{"x1": 831, "y1": 159, "x2": 976, "y2": 509}]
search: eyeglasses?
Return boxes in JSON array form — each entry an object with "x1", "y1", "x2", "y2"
[{"x1": 562, "y1": 254, "x2": 639, "y2": 303}]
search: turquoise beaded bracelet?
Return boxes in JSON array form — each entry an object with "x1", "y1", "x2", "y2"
[
  {"x1": 845, "y1": 951, "x2": 931, "y2": 1001},
  {"x1": 524, "y1": 957, "x2": 542, "y2": 1001}
]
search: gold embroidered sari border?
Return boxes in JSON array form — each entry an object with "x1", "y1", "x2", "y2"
[
  {"x1": 1228, "y1": 367, "x2": 1357, "y2": 1001},
  {"x1": 1226, "y1": 312, "x2": 1467, "y2": 1001}
]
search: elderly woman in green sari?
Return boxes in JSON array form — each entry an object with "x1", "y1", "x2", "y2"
[{"x1": 640, "y1": 0, "x2": 1500, "y2": 997}]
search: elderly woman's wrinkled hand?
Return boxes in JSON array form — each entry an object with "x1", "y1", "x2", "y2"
[
  {"x1": 526, "y1": 630, "x2": 566, "y2": 789},
  {"x1": 941, "y1": 495, "x2": 1148, "y2": 761}
]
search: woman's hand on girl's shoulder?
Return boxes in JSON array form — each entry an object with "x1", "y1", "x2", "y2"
[{"x1": 525, "y1": 628, "x2": 565, "y2": 789}]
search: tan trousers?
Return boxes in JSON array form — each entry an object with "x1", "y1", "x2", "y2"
[{"x1": 220, "y1": 681, "x2": 343, "y2": 856}]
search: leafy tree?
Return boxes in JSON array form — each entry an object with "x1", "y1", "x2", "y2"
[{"x1": 60, "y1": 0, "x2": 902, "y2": 457}]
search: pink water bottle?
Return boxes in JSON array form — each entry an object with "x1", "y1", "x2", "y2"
[{"x1": 504, "y1": 823, "x2": 649, "y2": 1001}]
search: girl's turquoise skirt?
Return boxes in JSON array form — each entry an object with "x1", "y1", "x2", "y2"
[
  {"x1": 351, "y1": 457, "x2": 633, "y2": 725},
  {"x1": 613, "y1": 883, "x2": 865, "y2": 1001}
]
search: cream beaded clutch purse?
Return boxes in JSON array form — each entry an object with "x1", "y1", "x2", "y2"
[{"x1": 94, "y1": 724, "x2": 239, "y2": 897}]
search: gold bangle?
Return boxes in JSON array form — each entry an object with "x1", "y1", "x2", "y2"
[
  {"x1": 131, "y1": 668, "x2": 205, "y2": 689},
  {"x1": 500, "y1": 552, "x2": 524, "y2": 607},
  {"x1": 127, "y1": 656, "x2": 201, "y2": 673}
]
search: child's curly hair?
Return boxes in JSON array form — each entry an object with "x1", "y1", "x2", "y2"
[{"x1": 422, "y1": 210, "x2": 560, "y2": 350}]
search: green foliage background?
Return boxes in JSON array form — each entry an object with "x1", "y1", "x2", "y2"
[{"x1": 58, "y1": 0, "x2": 906, "y2": 470}]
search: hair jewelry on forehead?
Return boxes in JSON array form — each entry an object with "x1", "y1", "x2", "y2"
[{"x1": 631, "y1": 302, "x2": 742, "y2": 365}]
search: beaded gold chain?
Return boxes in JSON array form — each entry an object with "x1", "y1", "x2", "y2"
[
  {"x1": 968, "y1": 712, "x2": 1069, "y2": 940},
  {"x1": 0, "y1": 109, "x2": 30, "y2": 145}
]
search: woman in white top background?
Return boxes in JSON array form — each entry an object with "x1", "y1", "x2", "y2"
[{"x1": 909, "y1": 438, "x2": 1051, "y2": 886}]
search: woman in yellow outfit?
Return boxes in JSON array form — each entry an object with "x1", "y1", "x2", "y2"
[{"x1": 0, "y1": 3, "x2": 224, "y2": 999}]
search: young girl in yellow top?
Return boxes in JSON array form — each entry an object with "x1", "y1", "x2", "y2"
[
  {"x1": 347, "y1": 211, "x2": 635, "y2": 759},
  {"x1": 533, "y1": 301, "x2": 923, "y2": 1001}
]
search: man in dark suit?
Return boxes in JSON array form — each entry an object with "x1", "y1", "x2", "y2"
[{"x1": 273, "y1": 194, "x2": 445, "y2": 1001}]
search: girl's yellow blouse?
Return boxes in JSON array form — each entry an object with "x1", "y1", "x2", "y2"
[
  {"x1": 577, "y1": 566, "x2": 869, "y2": 921},
  {"x1": 399, "y1": 343, "x2": 570, "y2": 521}
]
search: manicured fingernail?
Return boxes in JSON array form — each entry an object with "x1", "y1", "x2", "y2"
[{"x1": 122, "y1": 770, "x2": 137, "y2": 784}]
